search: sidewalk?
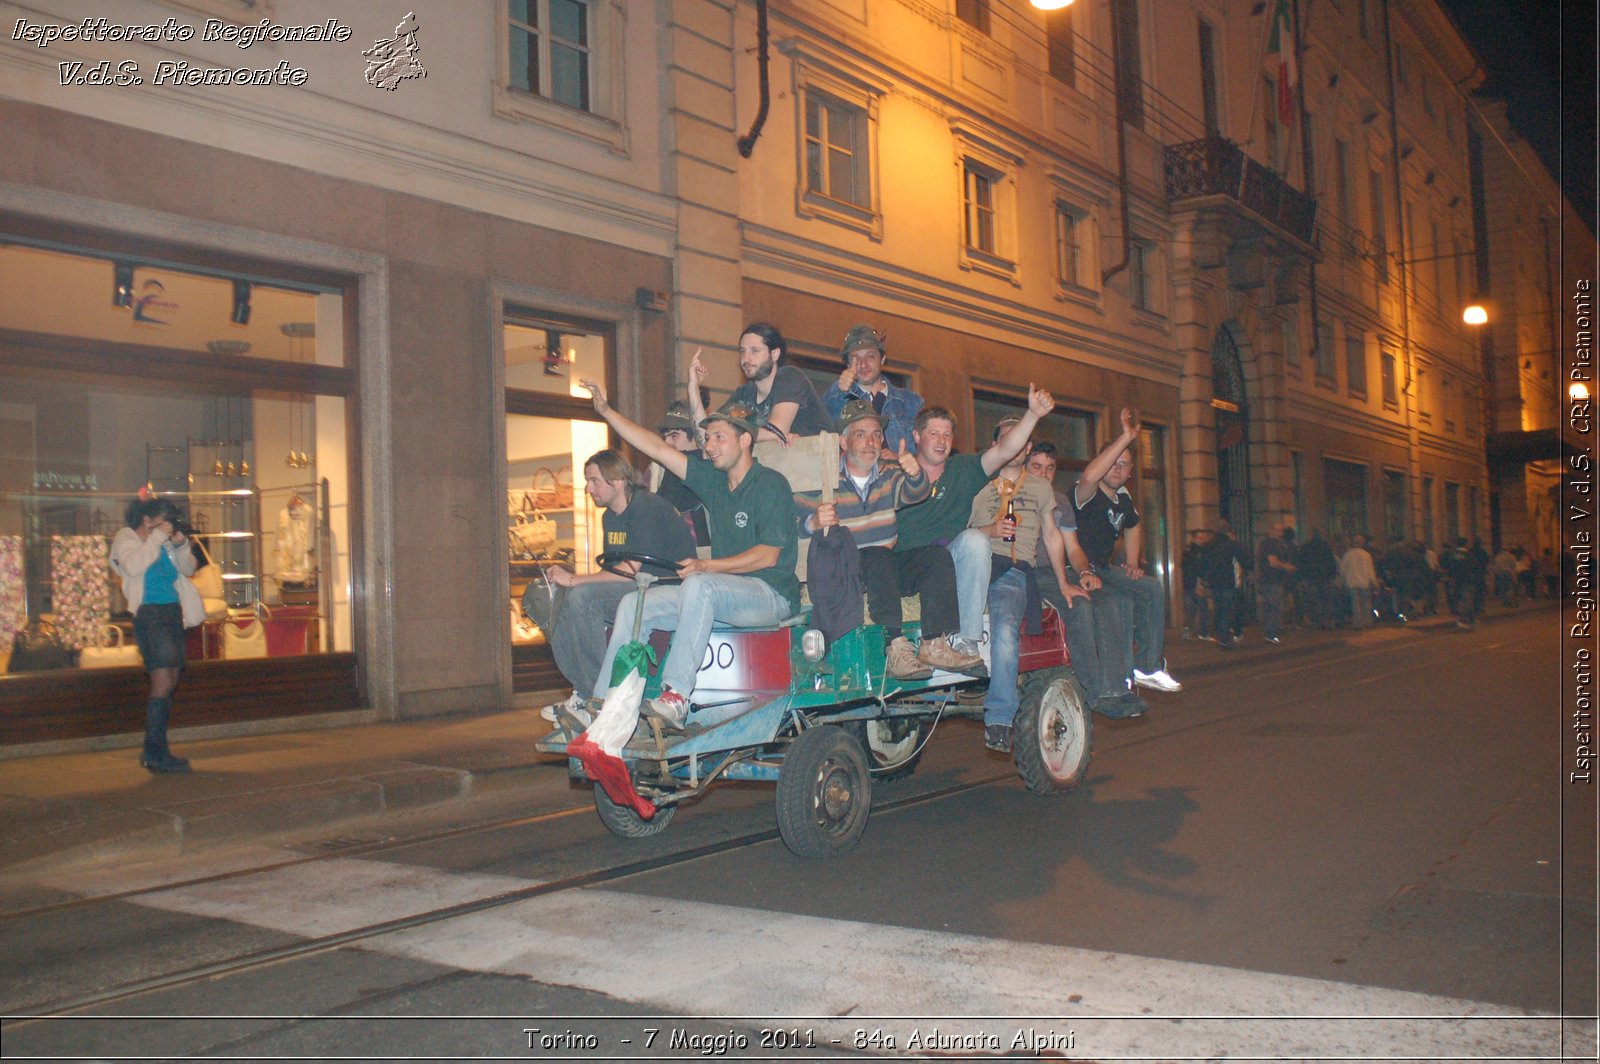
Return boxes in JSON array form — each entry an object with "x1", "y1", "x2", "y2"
[{"x1": 0, "y1": 600, "x2": 1553, "y2": 879}]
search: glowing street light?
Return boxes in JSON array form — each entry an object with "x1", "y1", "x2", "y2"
[
  {"x1": 1462, "y1": 303, "x2": 1488, "y2": 326},
  {"x1": 1571, "y1": 382, "x2": 1591, "y2": 402},
  {"x1": 1030, "y1": 0, "x2": 1075, "y2": 8}
]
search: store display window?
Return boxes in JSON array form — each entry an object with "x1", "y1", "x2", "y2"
[{"x1": 0, "y1": 241, "x2": 353, "y2": 675}]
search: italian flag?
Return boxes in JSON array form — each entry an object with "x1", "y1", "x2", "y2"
[{"x1": 1268, "y1": 0, "x2": 1297, "y2": 128}]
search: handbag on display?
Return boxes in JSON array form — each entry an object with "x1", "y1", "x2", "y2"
[
  {"x1": 223, "y1": 613, "x2": 268, "y2": 659},
  {"x1": 261, "y1": 604, "x2": 316, "y2": 656},
  {"x1": 509, "y1": 510, "x2": 557, "y2": 558},
  {"x1": 532, "y1": 466, "x2": 575, "y2": 509},
  {"x1": 79, "y1": 624, "x2": 142, "y2": 669},
  {"x1": 8, "y1": 618, "x2": 72, "y2": 672}
]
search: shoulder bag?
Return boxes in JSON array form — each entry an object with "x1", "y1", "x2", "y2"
[{"x1": 79, "y1": 624, "x2": 142, "y2": 669}]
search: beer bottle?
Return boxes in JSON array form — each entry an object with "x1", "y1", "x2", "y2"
[{"x1": 1002, "y1": 496, "x2": 1016, "y2": 543}]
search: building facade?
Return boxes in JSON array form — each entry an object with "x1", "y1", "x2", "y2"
[{"x1": 0, "y1": 0, "x2": 1585, "y2": 746}]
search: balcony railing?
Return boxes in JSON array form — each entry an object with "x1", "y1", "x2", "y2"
[{"x1": 1164, "y1": 135, "x2": 1317, "y2": 248}]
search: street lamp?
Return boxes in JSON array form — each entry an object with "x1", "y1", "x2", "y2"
[
  {"x1": 1572, "y1": 382, "x2": 1591, "y2": 402},
  {"x1": 1030, "y1": 0, "x2": 1075, "y2": 8},
  {"x1": 1462, "y1": 303, "x2": 1488, "y2": 326}
]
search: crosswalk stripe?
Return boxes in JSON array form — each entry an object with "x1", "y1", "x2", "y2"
[{"x1": 122, "y1": 857, "x2": 1566, "y2": 1058}]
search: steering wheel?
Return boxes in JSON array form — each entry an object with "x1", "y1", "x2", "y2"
[{"x1": 596, "y1": 551, "x2": 685, "y2": 584}]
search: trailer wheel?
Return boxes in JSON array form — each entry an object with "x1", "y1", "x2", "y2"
[
  {"x1": 776, "y1": 725, "x2": 872, "y2": 859},
  {"x1": 1013, "y1": 668, "x2": 1092, "y2": 795},
  {"x1": 593, "y1": 786, "x2": 676, "y2": 838},
  {"x1": 848, "y1": 717, "x2": 931, "y2": 782}
]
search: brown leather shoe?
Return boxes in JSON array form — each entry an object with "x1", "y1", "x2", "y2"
[
  {"x1": 886, "y1": 636, "x2": 934, "y2": 681},
  {"x1": 916, "y1": 635, "x2": 984, "y2": 673}
]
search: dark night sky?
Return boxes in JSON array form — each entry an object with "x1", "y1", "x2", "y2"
[{"x1": 1437, "y1": 0, "x2": 1596, "y2": 234}]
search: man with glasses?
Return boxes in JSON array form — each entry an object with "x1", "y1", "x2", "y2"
[
  {"x1": 1068, "y1": 408, "x2": 1182, "y2": 696},
  {"x1": 823, "y1": 324, "x2": 925, "y2": 455}
]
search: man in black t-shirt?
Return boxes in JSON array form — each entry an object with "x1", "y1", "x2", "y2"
[
  {"x1": 1068, "y1": 407, "x2": 1181, "y2": 695},
  {"x1": 528, "y1": 449, "x2": 697, "y2": 727},
  {"x1": 687, "y1": 323, "x2": 832, "y2": 442}
]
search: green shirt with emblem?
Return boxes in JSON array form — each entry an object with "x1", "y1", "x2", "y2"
[
  {"x1": 683, "y1": 452, "x2": 800, "y2": 606},
  {"x1": 894, "y1": 452, "x2": 994, "y2": 551}
]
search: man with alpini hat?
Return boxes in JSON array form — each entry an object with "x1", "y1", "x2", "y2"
[{"x1": 823, "y1": 324, "x2": 925, "y2": 455}]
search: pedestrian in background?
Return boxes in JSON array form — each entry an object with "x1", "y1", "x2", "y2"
[
  {"x1": 1338, "y1": 534, "x2": 1378, "y2": 630},
  {"x1": 1182, "y1": 529, "x2": 1213, "y2": 640},
  {"x1": 1199, "y1": 521, "x2": 1250, "y2": 649},
  {"x1": 1295, "y1": 528, "x2": 1337, "y2": 629},
  {"x1": 110, "y1": 494, "x2": 204, "y2": 774},
  {"x1": 1257, "y1": 522, "x2": 1297, "y2": 644}
]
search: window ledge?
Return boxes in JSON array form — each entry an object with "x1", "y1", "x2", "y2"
[
  {"x1": 798, "y1": 191, "x2": 883, "y2": 240},
  {"x1": 961, "y1": 248, "x2": 1020, "y2": 285},
  {"x1": 492, "y1": 84, "x2": 629, "y2": 156},
  {"x1": 1314, "y1": 375, "x2": 1338, "y2": 391},
  {"x1": 1131, "y1": 307, "x2": 1168, "y2": 329},
  {"x1": 1053, "y1": 282, "x2": 1102, "y2": 311}
]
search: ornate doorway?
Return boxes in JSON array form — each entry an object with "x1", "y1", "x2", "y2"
[{"x1": 1212, "y1": 324, "x2": 1253, "y2": 546}]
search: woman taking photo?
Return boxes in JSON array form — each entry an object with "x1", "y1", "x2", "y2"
[{"x1": 111, "y1": 493, "x2": 204, "y2": 773}]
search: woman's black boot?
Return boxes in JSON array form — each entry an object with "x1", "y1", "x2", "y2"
[{"x1": 141, "y1": 697, "x2": 191, "y2": 774}]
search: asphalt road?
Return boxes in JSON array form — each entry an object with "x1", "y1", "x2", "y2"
[{"x1": 3, "y1": 609, "x2": 1591, "y2": 1062}]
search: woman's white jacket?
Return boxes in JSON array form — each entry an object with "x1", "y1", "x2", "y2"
[{"x1": 111, "y1": 527, "x2": 205, "y2": 628}]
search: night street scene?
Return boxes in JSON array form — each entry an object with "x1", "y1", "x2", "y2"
[{"x1": 0, "y1": 0, "x2": 1594, "y2": 1061}]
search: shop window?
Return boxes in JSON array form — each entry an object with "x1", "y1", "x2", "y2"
[
  {"x1": 503, "y1": 315, "x2": 610, "y2": 673},
  {"x1": 1383, "y1": 469, "x2": 1406, "y2": 543},
  {"x1": 1323, "y1": 457, "x2": 1369, "y2": 540},
  {"x1": 0, "y1": 243, "x2": 355, "y2": 674}
]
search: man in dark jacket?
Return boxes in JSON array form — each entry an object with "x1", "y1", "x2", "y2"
[
  {"x1": 1200, "y1": 521, "x2": 1252, "y2": 649},
  {"x1": 1294, "y1": 529, "x2": 1337, "y2": 629}
]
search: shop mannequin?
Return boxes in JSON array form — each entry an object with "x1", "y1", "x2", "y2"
[{"x1": 276, "y1": 494, "x2": 314, "y2": 585}]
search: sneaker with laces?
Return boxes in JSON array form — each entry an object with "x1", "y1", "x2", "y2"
[
  {"x1": 983, "y1": 724, "x2": 1013, "y2": 752},
  {"x1": 1132, "y1": 667, "x2": 1182, "y2": 692},
  {"x1": 886, "y1": 636, "x2": 934, "y2": 681},
  {"x1": 920, "y1": 635, "x2": 986, "y2": 675},
  {"x1": 540, "y1": 692, "x2": 591, "y2": 725},
  {"x1": 643, "y1": 687, "x2": 690, "y2": 728}
]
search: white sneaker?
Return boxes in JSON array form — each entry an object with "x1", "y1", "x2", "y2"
[
  {"x1": 540, "y1": 692, "x2": 591, "y2": 726},
  {"x1": 1132, "y1": 668, "x2": 1182, "y2": 693}
]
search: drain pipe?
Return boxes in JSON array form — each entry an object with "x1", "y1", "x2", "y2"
[
  {"x1": 736, "y1": 0, "x2": 771, "y2": 158},
  {"x1": 1101, "y1": 3, "x2": 1132, "y2": 284}
]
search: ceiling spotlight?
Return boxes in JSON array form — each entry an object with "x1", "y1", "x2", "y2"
[
  {"x1": 231, "y1": 280, "x2": 252, "y2": 325},
  {"x1": 113, "y1": 261, "x2": 134, "y2": 308}
]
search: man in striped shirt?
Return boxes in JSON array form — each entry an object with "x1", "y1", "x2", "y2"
[{"x1": 796, "y1": 400, "x2": 983, "y2": 680}]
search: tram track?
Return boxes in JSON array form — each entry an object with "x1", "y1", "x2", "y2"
[{"x1": 6, "y1": 616, "x2": 1551, "y2": 1023}]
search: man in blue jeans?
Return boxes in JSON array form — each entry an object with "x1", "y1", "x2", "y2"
[
  {"x1": 967, "y1": 420, "x2": 1084, "y2": 752},
  {"x1": 1068, "y1": 407, "x2": 1182, "y2": 695},
  {"x1": 582, "y1": 379, "x2": 798, "y2": 727}
]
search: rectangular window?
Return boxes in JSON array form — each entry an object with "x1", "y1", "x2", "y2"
[
  {"x1": 1369, "y1": 170, "x2": 1388, "y2": 283},
  {"x1": 1383, "y1": 469, "x2": 1407, "y2": 543},
  {"x1": 804, "y1": 90, "x2": 869, "y2": 210},
  {"x1": 1417, "y1": 366, "x2": 1430, "y2": 420},
  {"x1": 1443, "y1": 377, "x2": 1456, "y2": 432},
  {"x1": 1315, "y1": 320, "x2": 1337, "y2": 383},
  {"x1": 1324, "y1": 457, "x2": 1369, "y2": 540},
  {"x1": 1054, "y1": 202, "x2": 1084, "y2": 288},
  {"x1": 1282, "y1": 310, "x2": 1301, "y2": 368},
  {"x1": 1129, "y1": 240, "x2": 1154, "y2": 311},
  {"x1": 1381, "y1": 350, "x2": 1398, "y2": 408},
  {"x1": 1198, "y1": 19, "x2": 1220, "y2": 133},
  {"x1": 508, "y1": 0, "x2": 591, "y2": 112},
  {"x1": 1430, "y1": 220, "x2": 1443, "y2": 310},
  {"x1": 1444, "y1": 481, "x2": 1461, "y2": 542},
  {"x1": 974, "y1": 392, "x2": 1095, "y2": 474},
  {"x1": 963, "y1": 160, "x2": 998, "y2": 255},
  {"x1": 1048, "y1": 8, "x2": 1076, "y2": 87},
  {"x1": 1333, "y1": 140, "x2": 1352, "y2": 229},
  {"x1": 1346, "y1": 330, "x2": 1367, "y2": 397},
  {"x1": 957, "y1": 0, "x2": 990, "y2": 33},
  {"x1": 1421, "y1": 475, "x2": 1435, "y2": 545},
  {"x1": 1113, "y1": 0, "x2": 1144, "y2": 128}
]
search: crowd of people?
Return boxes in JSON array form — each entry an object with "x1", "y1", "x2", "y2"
[
  {"x1": 1179, "y1": 523, "x2": 1554, "y2": 643},
  {"x1": 530, "y1": 321, "x2": 1182, "y2": 756}
]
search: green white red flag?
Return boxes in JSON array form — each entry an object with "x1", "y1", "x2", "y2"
[{"x1": 1268, "y1": 0, "x2": 1297, "y2": 127}]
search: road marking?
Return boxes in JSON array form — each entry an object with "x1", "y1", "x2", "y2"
[{"x1": 124, "y1": 857, "x2": 1569, "y2": 1059}]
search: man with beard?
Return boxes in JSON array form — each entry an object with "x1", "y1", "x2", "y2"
[{"x1": 688, "y1": 323, "x2": 832, "y2": 443}]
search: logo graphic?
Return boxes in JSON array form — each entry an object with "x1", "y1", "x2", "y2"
[
  {"x1": 363, "y1": 12, "x2": 425, "y2": 90},
  {"x1": 734, "y1": 512, "x2": 749, "y2": 529}
]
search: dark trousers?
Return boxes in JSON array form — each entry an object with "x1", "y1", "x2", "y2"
[
  {"x1": 1042, "y1": 582, "x2": 1131, "y2": 702},
  {"x1": 1261, "y1": 582, "x2": 1287, "y2": 639},
  {"x1": 1211, "y1": 587, "x2": 1238, "y2": 646},
  {"x1": 861, "y1": 544, "x2": 960, "y2": 640}
]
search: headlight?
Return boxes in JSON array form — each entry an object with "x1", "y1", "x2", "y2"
[{"x1": 801, "y1": 628, "x2": 827, "y2": 662}]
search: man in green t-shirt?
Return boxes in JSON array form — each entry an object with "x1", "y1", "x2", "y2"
[
  {"x1": 895, "y1": 384, "x2": 1056, "y2": 657},
  {"x1": 582, "y1": 379, "x2": 798, "y2": 728}
]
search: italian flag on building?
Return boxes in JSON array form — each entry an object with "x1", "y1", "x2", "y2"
[{"x1": 1269, "y1": 0, "x2": 1298, "y2": 128}]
